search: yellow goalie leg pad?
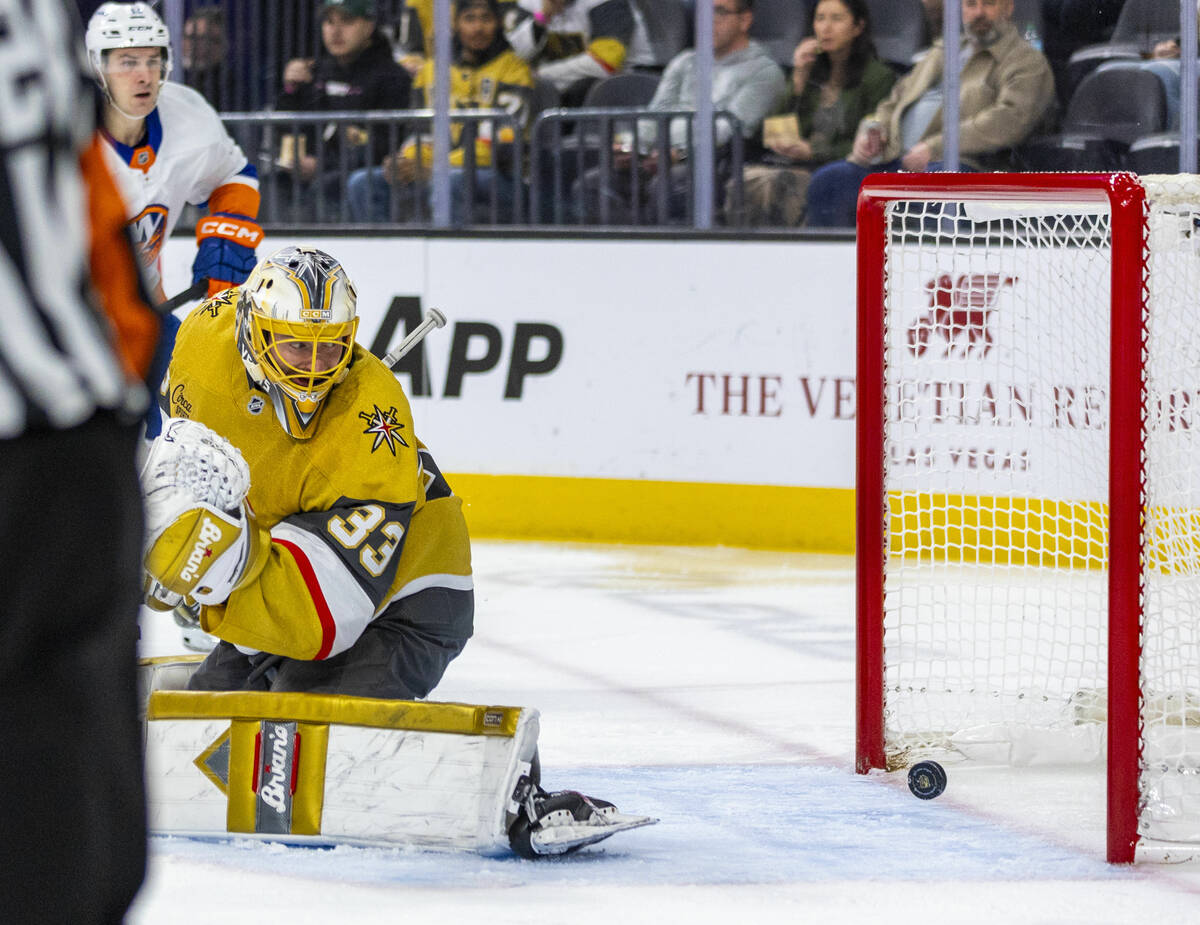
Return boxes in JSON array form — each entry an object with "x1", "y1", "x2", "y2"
[{"x1": 143, "y1": 687, "x2": 540, "y2": 852}]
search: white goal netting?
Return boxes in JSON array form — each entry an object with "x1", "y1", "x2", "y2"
[{"x1": 876, "y1": 176, "x2": 1200, "y2": 846}]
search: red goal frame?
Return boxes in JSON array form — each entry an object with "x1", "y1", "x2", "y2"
[{"x1": 854, "y1": 173, "x2": 1148, "y2": 864}]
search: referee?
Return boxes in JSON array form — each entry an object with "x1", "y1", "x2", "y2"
[{"x1": 0, "y1": 1, "x2": 160, "y2": 922}]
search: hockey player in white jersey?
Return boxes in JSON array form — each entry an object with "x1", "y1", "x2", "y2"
[
  {"x1": 87, "y1": 1, "x2": 262, "y2": 652},
  {"x1": 86, "y1": 1, "x2": 262, "y2": 306}
]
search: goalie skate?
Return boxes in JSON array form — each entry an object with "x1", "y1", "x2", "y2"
[
  {"x1": 508, "y1": 786, "x2": 658, "y2": 859},
  {"x1": 172, "y1": 601, "x2": 218, "y2": 653}
]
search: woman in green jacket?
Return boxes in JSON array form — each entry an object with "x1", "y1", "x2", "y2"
[{"x1": 733, "y1": 0, "x2": 895, "y2": 227}]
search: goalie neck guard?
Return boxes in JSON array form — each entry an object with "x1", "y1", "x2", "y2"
[
  {"x1": 236, "y1": 246, "x2": 359, "y2": 440},
  {"x1": 85, "y1": 2, "x2": 172, "y2": 92}
]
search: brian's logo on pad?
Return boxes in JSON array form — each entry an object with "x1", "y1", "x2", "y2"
[
  {"x1": 179, "y1": 517, "x2": 223, "y2": 583},
  {"x1": 907, "y1": 273, "x2": 1016, "y2": 360},
  {"x1": 254, "y1": 720, "x2": 297, "y2": 834}
]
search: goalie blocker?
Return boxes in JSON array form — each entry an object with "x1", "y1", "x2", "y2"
[{"x1": 140, "y1": 658, "x2": 656, "y2": 857}]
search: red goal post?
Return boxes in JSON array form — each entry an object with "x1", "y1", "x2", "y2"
[{"x1": 853, "y1": 173, "x2": 1199, "y2": 864}]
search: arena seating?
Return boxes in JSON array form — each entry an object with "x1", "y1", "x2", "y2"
[
  {"x1": 863, "y1": 0, "x2": 927, "y2": 72},
  {"x1": 1017, "y1": 64, "x2": 1169, "y2": 171},
  {"x1": 748, "y1": 0, "x2": 810, "y2": 66},
  {"x1": 1063, "y1": 0, "x2": 1182, "y2": 100}
]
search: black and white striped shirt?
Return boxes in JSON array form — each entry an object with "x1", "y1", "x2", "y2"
[{"x1": 0, "y1": 0, "x2": 132, "y2": 437}]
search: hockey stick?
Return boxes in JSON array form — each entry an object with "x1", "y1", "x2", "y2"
[
  {"x1": 156, "y1": 280, "x2": 208, "y2": 316},
  {"x1": 382, "y1": 308, "x2": 446, "y2": 369}
]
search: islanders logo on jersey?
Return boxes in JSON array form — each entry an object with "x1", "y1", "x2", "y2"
[{"x1": 129, "y1": 203, "x2": 170, "y2": 270}]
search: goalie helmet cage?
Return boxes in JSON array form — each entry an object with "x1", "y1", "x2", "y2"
[{"x1": 855, "y1": 172, "x2": 1200, "y2": 865}]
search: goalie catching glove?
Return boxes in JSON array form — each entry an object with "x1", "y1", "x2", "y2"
[{"x1": 141, "y1": 418, "x2": 268, "y2": 607}]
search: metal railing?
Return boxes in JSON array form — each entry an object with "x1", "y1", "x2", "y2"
[
  {"x1": 167, "y1": 0, "x2": 1200, "y2": 232},
  {"x1": 221, "y1": 108, "x2": 744, "y2": 229},
  {"x1": 529, "y1": 108, "x2": 745, "y2": 227},
  {"x1": 221, "y1": 109, "x2": 524, "y2": 227}
]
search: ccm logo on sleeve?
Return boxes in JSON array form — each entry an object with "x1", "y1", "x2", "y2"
[{"x1": 197, "y1": 218, "x2": 264, "y2": 246}]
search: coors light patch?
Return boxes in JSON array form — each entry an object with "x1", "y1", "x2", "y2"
[{"x1": 255, "y1": 721, "x2": 297, "y2": 834}]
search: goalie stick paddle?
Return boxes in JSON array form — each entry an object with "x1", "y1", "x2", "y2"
[
  {"x1": 382, "y1": 308, "x2": 447, "y2": 369},
  {"x1": 156, "y1": 280, "x2": 208, "y2": 315}
]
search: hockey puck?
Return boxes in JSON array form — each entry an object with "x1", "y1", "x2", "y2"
[{"x1": 907, "y1": 760, "x2": 947, "y2": 799}]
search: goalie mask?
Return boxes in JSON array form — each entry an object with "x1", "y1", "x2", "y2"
[
  {"x1": 236, "y1": 246, "x2": 359, "y2": 439},
  {"x1": 85, "y1": 2, "x2": 172, "y2": 93}
]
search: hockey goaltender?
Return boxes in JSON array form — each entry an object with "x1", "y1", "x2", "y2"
[{"x1": 138, "y1": 245, "x2": 655, "y2": 857}]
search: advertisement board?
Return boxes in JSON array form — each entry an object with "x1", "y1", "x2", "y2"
[{"x1": 162, "y1": 235, "x2": 859, "y2": 548}]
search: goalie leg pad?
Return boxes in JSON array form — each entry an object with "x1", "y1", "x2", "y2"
[{"x1": 144, "y1": 691, "x2": 541, "y2": 853}]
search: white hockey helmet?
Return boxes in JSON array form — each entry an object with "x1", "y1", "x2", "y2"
[
  {"x1": 85, "y1": 2, "x2": 172, "y2": 90},
  {"x1": 236, "y1": 247, "x2": 360, "y2": 440}
]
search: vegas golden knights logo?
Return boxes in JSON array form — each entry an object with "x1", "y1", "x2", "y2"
[{"x1": 359, "y1": 404, "x2": 409, "y2": 455}]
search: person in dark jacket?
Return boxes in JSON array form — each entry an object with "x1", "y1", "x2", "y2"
[{"x1": 268, "y1": 0, "x2": 412, "y2": 222}]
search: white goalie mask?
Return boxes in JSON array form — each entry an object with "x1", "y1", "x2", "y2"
[
  {"x1": 85, "y1": 2, "x2": 172, "y2": 92},
  {"x1": 236, "y1": 247, "x2": 360, "y2": 440}
]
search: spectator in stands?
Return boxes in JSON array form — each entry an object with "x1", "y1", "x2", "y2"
[
  {"x1": 732, "y1": 0, "x2": 894, "y2": 227},
  {"x1": 805, "y1": 0, "x2": 1054, "y2": 229},
  {"x1": 575, "y1": 0, "x2": 786, "y2": 224},
  {"x1": 504, "y1": 0, "x2": 649, "y2": 104},
  {"x1": 181, "y1": 7, "x2": 228, "y2": 108},
  {"x1": 346, "y1": 0, "x2": 534, "y2": 224},
  {"x1": 268, "y1": 0, "x2": 412, "y2": 222},
  {"x1": 1041, "y1": 0, "x2": 1126, "y2": 97},
  {"x1": 403, "y1": 0, "x2": 656, "y2": 86},
  {"x1": 1105, "y1": 9, "x2": 1200, "y2": 131}
]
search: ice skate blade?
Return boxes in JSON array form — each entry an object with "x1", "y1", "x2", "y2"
[{"x1": 528, "y1": 813, "x2": 658, "y2": 856}]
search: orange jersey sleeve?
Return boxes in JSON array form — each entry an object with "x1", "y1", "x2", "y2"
[{"x1": 80, "y1": 133, "x2": 160, "y2": 379}]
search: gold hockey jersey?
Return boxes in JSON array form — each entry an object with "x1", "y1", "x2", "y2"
[{"x1": 161, "y1": 292, "x2": 471, "y2": 660}]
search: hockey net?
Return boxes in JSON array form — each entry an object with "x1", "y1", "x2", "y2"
[{"x1": 855, "y1": 173, "x2": 1200, "y2": 863}]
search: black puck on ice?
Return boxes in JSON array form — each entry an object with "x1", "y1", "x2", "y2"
[{"x1": 907, "y1": 760, "x2": 947, "y2": 799}]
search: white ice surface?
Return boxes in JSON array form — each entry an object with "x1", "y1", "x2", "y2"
[{"x1": 131, "y1": 541, "x2": 1200, "y2": 924}]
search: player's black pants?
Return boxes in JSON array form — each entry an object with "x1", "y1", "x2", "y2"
[
  {"x1": 188, "y1": 586, "x2": 474, "y2": 699},
  {"x1": 0, "y1": 412, "x2": 147, "y2": 924}
]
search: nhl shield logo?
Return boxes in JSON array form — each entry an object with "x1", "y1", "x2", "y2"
[{"x1": 247, "y1": 395, "x2": 266, "y2": 415}]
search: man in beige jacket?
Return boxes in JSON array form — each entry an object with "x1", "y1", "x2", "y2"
[{"x1": 805, "y1": 0, "x2": 1054, "y2": 227}]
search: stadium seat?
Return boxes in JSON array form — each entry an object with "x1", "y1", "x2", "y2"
[
  {"x1": 748, "y1": 0, "x2": 809, "y2": 67},
  {"x1": 629, "y1": 0, "x2": 688, "y2": 70},
  {"x1": 1064, "y1": 66, "x2": 1168, "y2": 145},
  {"x1": 1062, "y1": 45, "x2": 1143, "y2": 101},
  {"x1": 863, "y1": 0, "x2": 927, "y2": 71},
  {"x1": 531, "y1": 78, "x2": 562, "y2": 116},
  {"x1": 1064, "y1": 0, "x2": 1181, "y2": 99},
  {"x1": 1110, "y1": 0, "x2": 1184, "y2": 42},
  {"x1": 1017, "y1": 65, "x2": 1168, "y2": 170},
  {"x1": 1126, "y1": 133, "x2": 1187, "y2": 175},
  {"x1": 582, "y1": 72, "x2": 661, "y2": 108}
]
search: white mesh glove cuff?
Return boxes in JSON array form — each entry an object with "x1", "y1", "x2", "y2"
[{"x1": 142, "y1": 418, "x2": 251, "y2": 540}]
